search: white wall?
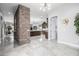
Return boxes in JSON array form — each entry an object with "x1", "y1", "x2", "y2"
[
  {"x1": 3, "y1": 13, "x2": 14, "y2": 23},
  {"x1": 30, "y1": 12, "x2": 44, "y2": 26},
  {"x1": 49, "y1": 3, "x2": 79, "y2": 48},
  {"x1": 30, "y1": 16, "x2": 42, "y2": 25}
]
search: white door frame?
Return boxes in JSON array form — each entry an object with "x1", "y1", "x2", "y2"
[{"x1": 48, "y1": 16, "x2": 58, "y2": 40}]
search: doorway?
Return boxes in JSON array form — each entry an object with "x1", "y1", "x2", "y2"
[{"x1": 49, "y1": 16, "x2": 58, "y2": 40}]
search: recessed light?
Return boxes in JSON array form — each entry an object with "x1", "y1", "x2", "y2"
[
  {"x1": 8, "y1": 12, "x2": 11, "y2": 14},
  {"x1": 41, "y1": 16, "x2": 44, "y2": 18},
  {"x1": 41, "y1": 16, "x2": 43, "y2": 17},
  {"x1": 40, "y1": 7, "x2": 42, "y2": 10},
  {"x1": 48, "y1": 7, "x2": 50, "y2": 10},
  {"x1": 43, "y1": 8, "x2": 46, "y2": 12}
]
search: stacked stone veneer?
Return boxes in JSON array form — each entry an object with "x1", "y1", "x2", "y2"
[{"x1": 14, "y1": 5, "x2": 30, "y2": 45}]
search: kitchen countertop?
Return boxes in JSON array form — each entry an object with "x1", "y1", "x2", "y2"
[{"x1": 29, "y1": 29, "x2": 48, "y2": 32}]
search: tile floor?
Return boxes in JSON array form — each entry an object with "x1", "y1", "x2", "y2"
[{"x1": 0, "y1": 36, "x2": 79, "y2": 56}]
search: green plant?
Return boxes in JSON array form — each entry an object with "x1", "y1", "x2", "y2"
[{"x1": 74, "y1": 13, "x2": 79, "y2": 33}]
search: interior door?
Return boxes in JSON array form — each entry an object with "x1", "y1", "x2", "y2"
[{"x1": 50, "y1": 16, "x2": 57, "y2": 40}]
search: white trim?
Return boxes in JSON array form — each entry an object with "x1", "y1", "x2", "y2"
[
  {"x1": 58, "y1": 41, "x2": 79, "y2": 49},
  {"x1": 48, "y1": 16, "x2": 50, "y2": 40}
]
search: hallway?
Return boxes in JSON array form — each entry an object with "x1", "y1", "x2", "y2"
[{"x1": 0, "y1": 36, "x2": 79, "y2": 56}]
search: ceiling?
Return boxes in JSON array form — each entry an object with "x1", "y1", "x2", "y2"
[
  {"x1": 0, "y1": 3, "x2": 18, "y2": 16},
  {"x1": 0, "y1": 3, "x2": 63, "y2": 17},
  {"x1": 21, "y1": 3, "x2": 63, "y2": 17}
]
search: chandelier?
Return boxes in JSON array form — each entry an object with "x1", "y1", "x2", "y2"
[
  {"x1": 40, "y1": 3, "x2": 50, "y2": 12},
  {"x1": 40, "y1": 3, "x2": 50, "y2": 20}
]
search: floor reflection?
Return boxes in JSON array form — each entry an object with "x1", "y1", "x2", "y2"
[
  {"x1": 0, "y1": 36, "x2": 14, "y2": 48},
  {"x1": 4, "y1": 37, "x2": 12, "y2": 46},
  {"x1": 0, "y1": 36, "x2": 79, "y2": 56}
]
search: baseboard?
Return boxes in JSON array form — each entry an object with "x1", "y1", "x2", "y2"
[{"x1": 58, "y1": 41, "x2": 79, "y2": 49}]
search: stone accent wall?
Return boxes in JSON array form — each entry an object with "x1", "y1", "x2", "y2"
[{"x1": 14, "y1": 5, "x2": 30, "y2": 45}]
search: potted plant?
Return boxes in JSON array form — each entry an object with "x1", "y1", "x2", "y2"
[{"x1": 74, "y1": 13, "x2": 79, "y2": 33}]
